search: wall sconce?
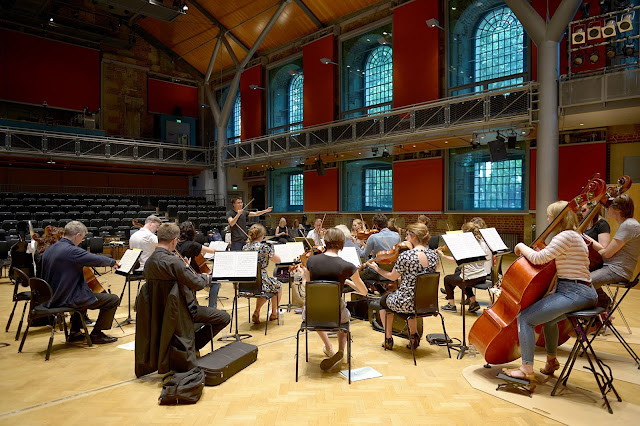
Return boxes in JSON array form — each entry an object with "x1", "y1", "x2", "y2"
[
  {"x1": 249, "y1": 84, "x2": 265, "y2": 90},
  {"x1": 426, "y1": 18, "x2": 444, "y2": 30},
  {"x1": 320, "y1": 57, "x2": 338, "y2": 65},
  {"x1": 377, "y1": 37, "x2": 390, "y2": 45},
  {"x1": 287, "y1": 69, "x2": 302, "y2": 76}
]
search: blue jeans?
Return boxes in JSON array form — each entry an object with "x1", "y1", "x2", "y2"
[
  {"x1": 230, "y1": 241, "x2": 244, "y2": 251},
  {"x1": 517, "y1": 280, "x2": 597, "y2": 365},
  {"x1": 208, "y1": 282, "x2": 221, "y2": 308}
]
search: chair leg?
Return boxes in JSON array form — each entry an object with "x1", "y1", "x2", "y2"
[
  {"x1": 229, "y1": 296, "x2": 236, "y2": 333},
  {"x1": 439, "y1": 313, "x2": 452, "y2": 358},
  {"x1": 265, "y1": 299, "x2": 270, "y2": 336},
  {"x1": 5, "y1": 301, "x2": 18, "y2": 332},
  {"x1": 296, "y1": 328, "x2": 301, "y2": 382},
  {"x1": 78, "y1": 312, "x2": 92, "y2": 347},
  {"x1": 18, "y1": 314, "x2": 32, "y2": 353},
  {"x1": 305, "y1": 329, "x2": 309, "y2": 362},
  {"x1": 408, "y1": 318, "x2": 416, "y2": 366},
  {"x1": 347, "y1": 330, "x2": 352, "y2": 384},
  {"x1": 15, "y1": 301, "x2": 28, "y2": 341},
  {"x1": 45, "y1": 315, "x2": 58, "y2": 361}
]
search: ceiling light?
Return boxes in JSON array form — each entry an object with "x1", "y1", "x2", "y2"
[
  {"x1": 618, "y1": 13, "x2": 633, "y2": 33},
  {"x1": 572, "y1": 28, "x2": 586, "y2": 45},
  {"x1": 606, "y1": 44, "x2": 617, "y2": 59},
  {"x1": 288, "y1": 69, "x2": 302, "y2": 76},
  {"x1": 573, "y1": 54, "x2": 585, "y2": 66},
  {"x1": 381, "y1": 147, "x2": 390, "y2": 158},
  {"x1": 587, "y1": 24, "x2": 601, "y2": 40},
  {"x1": 320, "y1": 57, "x2": 337, "y2": 65},
  {"x1": 589, "y1": 51, "x2": 599, "y2": 64},
  {"x1": 249, "y1": 84, "x2": 265, "y2": 90},
  {"x1": 602, "y1": 19, "x2": 617, "y2": 37},
  {"x1": 426, "y1": 18, "x2": 444, "y2": 30},
  {"x1": 623, "y1": 44, "x2": 635, "y2": 57},
  {"x1": 377, "y1": 37, "x2": 390, "y2": 45},
  {"x1": 580, "y1": 123, "x2": 584, "y2": 126},
  {"x1": 182, "y1": 3, "x2": 188, "y2": 12},
  {"x1": 49, "y1": 17, "x2": 54, "y2": 22}
]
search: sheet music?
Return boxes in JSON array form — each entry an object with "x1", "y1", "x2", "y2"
[
  {"x1": 211, "y1": 251, "x2": 258, "y2": 280},
  {"x1": 338, "y1": 246, "x2": 361, "y2": 268},
  {"x1": 274, "y1": 242, "x2": 305, "y2": 264},
  {"x1": 117, "y1": 248, "x2": 142, "y2": 275},
  {"x1": 441, "y1": 232, "x2": 487, "y2": 265},
  {"x1": 202, "y1": 241, "x2": 228, "y2": 260},
  {"x1": 479, "y1": 228, "x2": 509, "y2": 253}
]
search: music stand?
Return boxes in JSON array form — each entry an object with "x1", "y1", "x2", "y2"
[
  {"x1": 274, "y1": 242, "x2": 305, "y2": 313},
  {"x1": 441, "y1": 233, "x2": 488, "y2": 360},
  {"x1": 210, "y1": 251, "x2": 259, "y2": 342},
  {"x1": 113, "y1": 249, "x2": 142, "y2": 328}
]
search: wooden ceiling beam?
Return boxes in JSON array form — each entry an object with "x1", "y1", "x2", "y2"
[
  {"x1": 293, "y1": 0, "x2": 324, "y2": 28},
  {"x1": 188, "y1": 0, "x2": 250, "y2": 53}
]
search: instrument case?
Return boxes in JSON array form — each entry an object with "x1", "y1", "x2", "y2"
[{"x1": 196, "y1": 341, "x2": 258, "y2": 386}]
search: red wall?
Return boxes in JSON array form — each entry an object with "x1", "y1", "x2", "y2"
[
  {"x1": 393, "y1": 0, "x2": 441, "y2": 107},
  {"x1": 240, "y1": 65, "x2": 264, "y2": 140},
  {"x1": 529, "y1": 143, "x2": 607, "y2": 209},
  {"x1": 393, "y1": 158, "x2": 443, "y2": 211},
  {"x1": 303, "y1": 35, "x2": 336, "y2": 127},
  {"x1": 0, "y1": 29, "x2": 100, "y2": 111},
  {"x1": 147, "y1": 78, "x2": 198, "y2": 118},
  {"x1": 304, "y1": 168, "x2": 339, "y2": 211}
]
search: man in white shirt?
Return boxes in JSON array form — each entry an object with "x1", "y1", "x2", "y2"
[
  {"x1": 306, "y1": 218, "x2": 324, "y2": 246},
  {"x1": 129, "y1": 215, "x2": 162, "y2": 272}
]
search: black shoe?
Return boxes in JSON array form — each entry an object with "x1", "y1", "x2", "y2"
[
  {"x1": 90, "y1": 331, "x2": 118, "y2": 345},
  {"x1": 441, "y1": 304, "x2": 457, "y2": 313},
  {"x1": 469, "y1": 301, "x2": 481, "y2": 313},
  {"x1": 67, "y1": 331, "x2": 86, "y2": 343},
  {"x1": 84, "y1": 313, "x2": 96, "y2": 327},
  {"x1": 440, "y1": 288, "x2": 446, "y2": 294}
]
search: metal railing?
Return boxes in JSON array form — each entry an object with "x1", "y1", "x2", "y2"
[
  {"x1": 0, "y1": 126, "x2": 210, "y2": 167},
  {"x1": 559, "y1": 66, "x2": 640, "y2": 108},
  {"x1": 223, "y1": 83, "x2": 536, "y2": 165}
]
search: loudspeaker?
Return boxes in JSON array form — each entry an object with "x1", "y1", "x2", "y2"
[
  {"x1": 488, "y1": 139, "x2": 508, "y2": 162},
  {"x1": 507, "y1": 135, "x2": 517, "y2": 149},
  {"x1": 315, "y1": 159, "x2": 325, "y2": 176}
]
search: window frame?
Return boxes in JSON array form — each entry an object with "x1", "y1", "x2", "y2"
[
  {"x1": 288, "y1": 171, "x2": 304, "y2": 210},
  {"x1": 362, "y1": 164, "x2": 393, "y2": 211}
]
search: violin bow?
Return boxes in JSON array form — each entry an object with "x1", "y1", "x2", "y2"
[{"x1": 242, "y1": 198, "x2": 255, "y2": 211}]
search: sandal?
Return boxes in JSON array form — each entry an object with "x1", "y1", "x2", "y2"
[
  {"x1": 406, "y1": 333, "x2": 420, "y2": 350},
  {"x1": 501, "y1": 367, "x2": 535, "y2": 382},
  {"x1": 251, "y1": 311, "x2": 260, "y2": 324},
  {"x1": 268, "y1": 313, "x2": 278, "y2": 321},
  {"x1": 539, "y1": 358, "x2": 560, "y2": 375},
  {"x1": 382, "y1": 337, "x2": 394, "y2": 351}
]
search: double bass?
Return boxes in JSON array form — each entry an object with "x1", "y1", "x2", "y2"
[{"x1": 469, "y1": 175, "x2": 607, "y2": 365}]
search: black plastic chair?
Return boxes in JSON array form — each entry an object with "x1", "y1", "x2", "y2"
[
  {"x1": 237, "y1": 266, "x2": 278, "y2": 336},
  {"x1": 0, "y1": 240, "x2": 10, "y2": 277},
  {"x1": 391, "y1": 272, "x2": 451, "y2": 365},
  {"x1": 5, "y1": 268, "x2": 32, "y2": 340},
  {"x1": 18, "y1": 278, "x2": 92, "y2": 360},
  {"x1": 296, "y1": 280, "x2": 352, "y2": 383},
  {"x1": 472, "y1": 255, "x2": 504, "y2": 305}
]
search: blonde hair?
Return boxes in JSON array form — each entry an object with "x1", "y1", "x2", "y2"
[
  {"x1": 279, "y1": 217, "x2": 287, "y2": 227},
  {"x1": 352, "y1": 218, "x2": 364, "y2": 230},
  {"x1": 470, "y1": 216, "x2": 487, "y2": 229},
  {"x1": 462, "y1": 221, "x2": 482, "y2": 240},
  {"x1": 324, "y1": 227, "x2": 345, "y2": 250},
  {"x1": 417, "y1": 215, "x2": 430, "y2": 226},
  {"x1": 335, "y1": 224, "x2": 352, "y2": 240},
  {"x1": 405, "y1": 223, "x2": 430, "y2": 245},
  {"x1": 548, "y1": 201, "x2": 578, "y2": 232},
  {"x1": 247, "y1": 224, "x2": 266, "y2": 243}
]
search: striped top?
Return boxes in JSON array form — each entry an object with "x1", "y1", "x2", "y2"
[{"x1": 525, "y1": 230, "x2": 591, "y2": 282}]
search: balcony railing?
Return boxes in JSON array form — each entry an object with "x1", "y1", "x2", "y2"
[
  {"x1": 0, "y1": 126, "x2": 210, "y2": 167},
  {"x1": 223, "y1": 83, "x2": 536, "y2": 165},
  {"x1": 559, "y1": 66, "x2": 640, "y2": 108}
]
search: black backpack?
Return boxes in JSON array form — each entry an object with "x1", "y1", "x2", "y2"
[{"x1": 158, "y1": 367, "x2": 205, "y2": 405}]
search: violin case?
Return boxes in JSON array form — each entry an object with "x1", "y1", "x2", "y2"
[{"x1": 196, "y1": 341, "x2": 258, "y2": 386}]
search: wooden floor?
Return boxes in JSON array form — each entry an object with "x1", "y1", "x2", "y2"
[{"x1": 1, "y1": 255, "x2": 639, "y2": 425}]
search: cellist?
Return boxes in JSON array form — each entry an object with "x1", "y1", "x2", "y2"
[{"x1": 503, "y1": 201, "x2": 597, "y2": 381}]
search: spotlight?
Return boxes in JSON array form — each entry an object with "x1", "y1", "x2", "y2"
[
  {"x1": 587, "y1": 24, "x2": 601, "y2": 40},
  {"x1": 579, "y1": 2, "x2": 590, "y2": 18},
  {"x1": 49, "y1": 17, "x2": 54, "y2": 22},
  {"x1": 371, "y1": 147, "x2": 379, "y2": 156},
  {"x1": 589, "y1": 51, "x2": 600, "y2": 64},
  {"x1": 602, "y1": 19, "x2": 617, "y2": 37},
  {"x1": 618, "y1": 13, "x2": 633, "y2": 33},
  {"x1": 507, "y1": 135, "x2": 517, "y2": 149},
  {"x1": 606, "y1": 44, "x2": 617, "y2": 59},
  {"x1": 381, "y1": 147, "x2": 390, "y2": 158},
  {"x1": 623, "y1": 44, "x2": 635, "y2": 57},
  {"x1": 572, "y1": 28, "x2": 586, "y2": 45},
  {"x1": 249, "y1": 84, "x2": 265, "y2": 90},
  {"x1": 267, "y1": 164, "x2": 275, "y2": 171},
  {"x1": 320, "y1": 57, "x2": 338, "y2": 65},
  {"x1": 314, "y1": 158, "x2": 325, "y2": 176},
  {"x1": 183, "y1": 3, "x2": 188, "y2": 12},
  {"x1": 573, "y1": 54, "x2": 585, "y2": 66},
  {"x1": 426, "y1": 18, "x2": 444, "y2": 30}
]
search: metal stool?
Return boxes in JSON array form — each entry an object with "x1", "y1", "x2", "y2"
[{"x1": 551, "y1": 306, "x2": 621, "y2": 414}]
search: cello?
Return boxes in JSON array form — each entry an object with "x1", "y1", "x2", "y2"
[{"x1": 469, "y1": 174, "x2": 607, "y2": 364}]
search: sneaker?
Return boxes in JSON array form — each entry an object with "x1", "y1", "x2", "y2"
[
  {"x1": 90, "y1": 331, "x2": 118, "y2": 345},
  {"x1": 468, "y1": 301, "x2": 481, "y2": 313},
  {"x1": 320, "y1": 351, "x2": 344, "y2": 371},
  {"x1": 84, "y1": 314, "x2": 96, "y2": 327},
  {"x1": 441, "y1": 304, "x2": 457, "y2": 313},
  {"x1": 323, "y1": 345, "x2": 335, "y2": 358}
]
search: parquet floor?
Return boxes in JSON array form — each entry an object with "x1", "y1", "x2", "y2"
[{"x1": 1, "y1": 255, "x2": 638, "y2": 425}]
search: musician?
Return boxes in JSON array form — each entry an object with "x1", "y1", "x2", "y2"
[
  {"x1": 469, "y1": 216, "x2": 493, "y2": 279},
  {"x1": 388, "y1": 217, "x2": 402, "y2": 238},
  {"x1": 226, "y1": 197, "x2": 273, "y2": 251},
  {"x1": 144, "y1": 223, "x2": 230, "y2": 350},
  {"x1": 243, "y1": 224, "x2": 282, "y2": 324},
  {"x1": 335, "y1": 224, "x2": 364, "y2": 258},
  {"x1": 417, "y1": 215, "x2": 430, "y2": 228},
  {"x1": 581, "y1": 204, "x2": 611, "y2": 248},
  {"x1": 290, "y1": 218, "x2": 306, "y2": 239},
  {"x1": 360, "y1": 213, "x2": 401, "y2": 281},
  {"x1": 306, "y1": 218, "x2": 324, "y2": 246},
  {"x1": 438, "y1": 222, "x2": 491, "y2": 313},
  {"x1": 352, "y1": 218, "x2": 365, "y2": 234},
  {"x1": 42, "y1": 221, "x2": 120, "y2": 345},
  {"x1": 129, "y1": 215, "x2": 162, "y2": 272},
  {"x1": 275, "y1": 217, "x2": 294, "y2": 244},
  {"x1": 587, "y1": 194, "x2": 640, "y2": 289},
  {"x1": 300, "y1": 227, "x2": 368, "y2": 371},
  {"x1": 503, "y1": 201, "x2": 597, "y2": 381},
  {"x1": 176, "y1": 221, "x2": 220, "y2": 308},
  {"x1": 368, "y1": 223, "x2": 438, "y2": 350}
]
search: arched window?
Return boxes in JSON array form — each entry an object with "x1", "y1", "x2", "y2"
[
  {"x1": 227, "y1": 92, "x2": 241, "y2": 143},
  {"x1": 288, "y1": 74, "x2": 303, "y2": 132},
  {"x1": 474, "y1": 6, "x2": 525, "y2": 89},
  {"x1": 364, "y1": 45, "x2": 393, "y2": 114}
]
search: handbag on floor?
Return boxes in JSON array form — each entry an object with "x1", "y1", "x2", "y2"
[{"x1": 158, "y1": 367, "x2": 205, "y2": 405}]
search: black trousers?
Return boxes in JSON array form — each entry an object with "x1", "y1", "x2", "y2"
[
  {"x1": 443, "y1": 268, "x2": 485, "y2": 300},
  {"x1": 193, "y1": 305, "x2": 231, "y2": 350},
  {"x1": 70, "y1": 292, "x2": 120, "y2": 333}
]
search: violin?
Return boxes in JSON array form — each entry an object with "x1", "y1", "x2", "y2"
[
  {"x1": 469, "y1": 174, "x2": 608, "y2": 365},
  {"x1": 359, "y1": 241, "x2": 413, "y2": 271},
  {"x1": 132, "y1": 219, "x2": 143, "y2": 228},
  {"x1": 356, "y1": 229, "x2": 379, "y2": 240}
]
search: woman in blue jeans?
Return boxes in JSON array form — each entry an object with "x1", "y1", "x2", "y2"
[{"x1": 504, "y1": 201, "x2": 598, "y2": 381}]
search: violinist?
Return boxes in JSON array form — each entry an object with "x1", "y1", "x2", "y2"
[
  {"x1": 438, "y1": 222, "x2": 491, "y2": 313},
  {"x1": 581, "y1": 204, "x2": 611, "y2": 248},
  {"x1": 417, "y1": 215, "x2": 430, "y2": 227},
  {"x1": 351, "y1": 218, "x2": 367, "y2": 249},
  {"x1": 41, "y1": 221, "x2": 121, "y2": 345},
  {"x1": 129, "y1": 215, "x2": 162, "y2": 272},
  {"x1": 388, "y1": 217, "x2": 402, "y2": 238},
  {"x1": 226, "y1": 197, "x2": 273, "y2": 251},
  {"x1": 243, "y1": 224, "x2": 282, "y2": 324},
  {"x1": 503, "y1": 201, "x2": 597, "y2": 381},
  {"x1": 306, "y1": 218, "x2": 325, "y2": 246},
  {"x1": 275, "y1": 217, "x2": 294, "y2": 244},
  {"x1": 176, "y1": 221, "x2": 220, "y2": 308},
  {"x1": 367, "y1": 223, "x2": 438, "y2": 350},
  {"x1": 360, "y1": 213, "x2": 401, "y2": 281},
  {"x1": 469, "y1": 216, "x2": 493, "y2": 279},
  {"x1": 587, "y1": 194, "x2": 640, "y2": 289},
  {"x1": 290, "y1": 218, "x2": 306, "y2": 239},
  {"x1": 300, "y1": 227, "x2": 368, "y2": 371},
  {"x1": 336, "y1": 224, "x2": 364, "y2": 258}
]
